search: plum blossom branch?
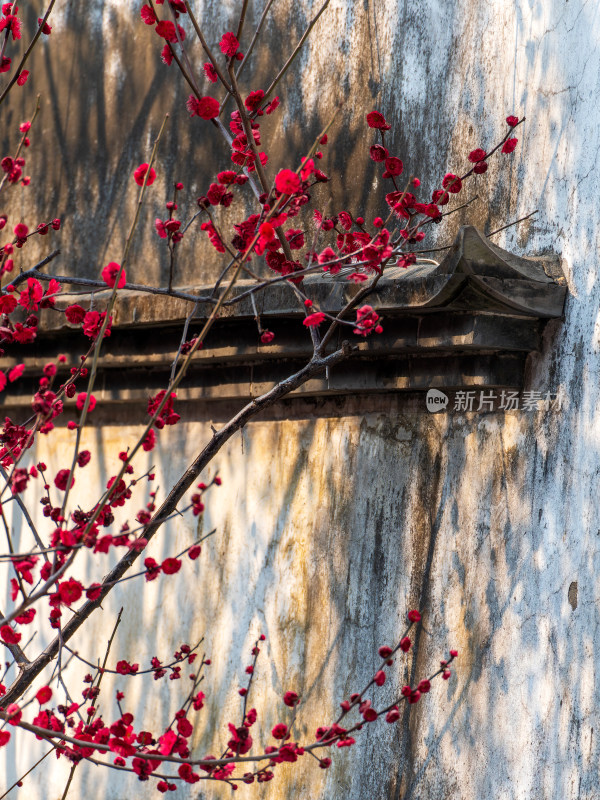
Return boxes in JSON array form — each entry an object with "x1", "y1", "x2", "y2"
[
  {"x1": 0, "y1": 643, "x2": 457, "y2": 777},
  {"x1": 0, "y1": 95, "x2": 40, "y2": 196},
  {"x1": 0, "y1": 0, "x2": 56, "y2": 108},
  {"x1": 61, "y1": 638, "x2": 203, "y2": 679},
  {"x1": 11, "y1": 270, "x2": 215, "y2": 303},
  {"x1": 58, "y1": 114, "x2": 170, "y2": 519},
  {"x1": 1, "y1": 342, "x2": 353, "y2": 706},
  {"x1": 0, "y1": 3, "x2": 522, "y2": 789}
]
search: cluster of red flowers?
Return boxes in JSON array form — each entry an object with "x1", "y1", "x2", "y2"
[
  {"x1": 0, "y1": 4, "x2": 50, "y2": 78},
  {"x1": 0, "y1": 147, "x2": 61, "y2": 272},
  {"x1": 137, "y1": 11, "x2": 522, "y2": 345},
  {"x1": 1, "y1": 606, "x2": 452, "y2": 797},
  {"x1": 367, "y1": 110, "x2": 521, "y2": 264},
  {"x1": 0, "y1": 614, "x2": 458, "y2": 790}
]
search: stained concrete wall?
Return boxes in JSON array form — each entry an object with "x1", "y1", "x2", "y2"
[
  {"x1": 2, "y1": 0, "x2": 534, "y2": 285},
  {"x1": 2, "y1": 0, "x2": 600, "y2": 798}
]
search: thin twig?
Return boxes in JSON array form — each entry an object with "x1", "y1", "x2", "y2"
[
  {"x1": 262, "y1": 0, "x2": 331, "y2": 102},
  {"x1": 439, "y1": 194, "x2": 479, "y2": 218},
  {"x1": 220, "y1": 0, "x2": 279, "y2": 115},
  {"x1": 236, "y1": 0, "x2": 277, "y2": 80},
  {"x1": 59, "y1": 610, "x2": 123, "y2": 800},
  {"x1": 147, "y1": 0, "x2": 200, "y2": 98},
  {"x1": 184, "y1": 1, "x2": 231, "y2": 89},
  {"x1": 0, "y1": 552, "x2": 75, "y2": 627},
  {"x1": 168, "y1": 2, "x2": 203, "y2": 99},
  {"x1": 236, "y1": 0, "x2": 250, "y2": 41},
  {"x1": 11, "y1": 269, "x2": 215, "y2": 303},
  {"x1": 0, "y1": 0, "x2": 57, "y2": 108},
  {"x1": 56, "y1": 628, "x2": 83, "y2": 724},
  {"x1": 59, "y1": 113, "x2": 169, "y2": 519},
  {"x1": 0, "y1": 96, "x2": 41, "y2": 197},
  {"x1": 0, "y1": 465, "x2": 47, "y2": 561},
  {"x1": 62, "y1": 636, "x2": 202, "y2": 678},
  {"x1": 0, "y1": 748, "x2": 54, "y2": 799},
  {"x1": 488, "y1": 210, "x2": 538, "y2": 237},
  {"x1": 0, "y1": 608, "x2": 29, "y2": 668},
  {"x1": 6, "y1": 249, "x2": 60, "y2": 288},
  {"x1": 170, "y1": 301, "x2": 199, "y2": 382}
]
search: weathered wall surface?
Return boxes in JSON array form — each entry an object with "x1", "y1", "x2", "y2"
[
  {"x1": 2, "y1": 0, "x2": 600, "y2": 798},
  {"x1": 2, "y1": 0, "x2": 538, "y2": 285}
]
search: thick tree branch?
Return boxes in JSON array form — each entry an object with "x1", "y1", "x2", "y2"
[{"x1": 2, "y1": 343, "x2": 354, "y2": 705}]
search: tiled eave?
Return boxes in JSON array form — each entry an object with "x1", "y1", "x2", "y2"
[{"x1": 0, "y1": 227, "x2": 567, "y2": 409}]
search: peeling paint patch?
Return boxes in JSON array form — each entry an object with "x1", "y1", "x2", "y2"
[{"x1": 568, "y1": 581, "x2": 578, "y2": 611}]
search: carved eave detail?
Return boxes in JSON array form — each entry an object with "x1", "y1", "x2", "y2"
[{"x1": 0, "y1": 227, "x2": 568, "y2": 409}]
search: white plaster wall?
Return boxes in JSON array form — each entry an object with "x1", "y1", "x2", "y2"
[{"x1": 3, "y1": 0, "x2": 600, "y2": 798}]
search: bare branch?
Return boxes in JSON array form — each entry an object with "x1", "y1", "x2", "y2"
[
  {"x1": 262, "y1": 0, "x2": 331, "y2": 102},
  {"x1": 488, "y1": 209, "x2": 538, "y2": 237},
  {"x1": 0, "y1": 465, "x2": 47, "y2": 561},
  {"x1": 8, "y1": 250, "x2": 61, "y2": 287}
]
